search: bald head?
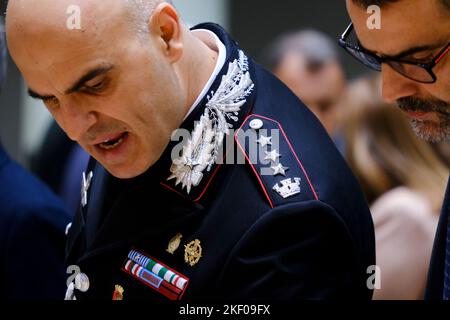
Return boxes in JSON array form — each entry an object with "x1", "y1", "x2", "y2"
[
  {"x1": 6, "y1": 0, "x2": 129, "y2": 78},
  {"x1": 4, "y1": 0, "x2": 219, "y2": 178}
]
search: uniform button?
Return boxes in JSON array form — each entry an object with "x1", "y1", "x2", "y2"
[
  {"x1": 249, "y1": 119, "x2": 263, "y2": 130},
  {"x1": 74, "y1": 273, "x2": 90, "y2": 292}
]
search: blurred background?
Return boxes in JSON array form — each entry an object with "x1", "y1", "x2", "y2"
[{"x1": 0, "y1": 0, "x2": 367, "y2": 164}]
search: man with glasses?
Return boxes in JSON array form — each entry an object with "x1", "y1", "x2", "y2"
[{"x1": 341, "y1": 0, "x2": 450, "y2": 300}]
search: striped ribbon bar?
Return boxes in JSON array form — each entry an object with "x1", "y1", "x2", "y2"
[
  {"x1": 123, "y1": 259, "x2": 184, "y2": 300},
  {"x1": 124, "y1": 260, "x2": 163, "y2": 289},
  {"x1": 128, "y1": 249, "x2": 188, "y2": 290},
  {"x1": 123, "y1": 248, "x2": 190, "y2": 300}
]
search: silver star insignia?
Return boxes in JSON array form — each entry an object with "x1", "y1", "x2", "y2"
[
  {"x1": 271, "y1": 163, "x2": 289, "y2": 176},
  {"x1": 264, "y1": 149, "x2": 281, "y2": 162},
  {"x1": 257, "y1": 135, "x2": 272, "y2": 147}
]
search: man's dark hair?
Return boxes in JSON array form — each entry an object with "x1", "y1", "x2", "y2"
[{"x1": 351, "y1": 0, "x2": 450, "y2": 10}]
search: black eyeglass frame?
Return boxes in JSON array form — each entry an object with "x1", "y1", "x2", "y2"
[{"x1": 338, "y1": 22, "x2": 450, "y2": 84}]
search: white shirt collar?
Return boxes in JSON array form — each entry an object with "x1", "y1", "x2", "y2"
[{"x1": 184, "y1": 29, "x2": 227, "y2": 120}]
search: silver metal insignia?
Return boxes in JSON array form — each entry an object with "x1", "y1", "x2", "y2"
[
  {"x1": 249, "y1": 119, "x2": 264, "y2": 130},
  {"x1": 256, "y1": 135, "x2": 272, "y2": 148},
  {"x1": 273, "y1": 177, "x2": 302, "y2": 199},
  {"x1": 271, "y1": 163, "x2": 289, "y2": 176},
  {"x1": 264, "y1": 149, "x2": 281, "y2": 163},
  {"x1": 168, "y1": 50, "x2": 254, "y2": 194},
  {"x1": 81, "y1": 171, "x2": 93, "y2": 208}
]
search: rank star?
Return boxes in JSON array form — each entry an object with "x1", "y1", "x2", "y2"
[
  {"x1": 264, "y1": 149, "x2": 281, "y2": 162},
  {"x1": 257, "y1": 135, "x2": 272, "y2": 147},
  {"x1": 271, "y1": 163, "x2": 289, "y2": 176}
]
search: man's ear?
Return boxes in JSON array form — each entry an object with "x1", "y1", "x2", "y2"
[{"x1": 148, "y1": 3, "x2": 183, "y2": 63}]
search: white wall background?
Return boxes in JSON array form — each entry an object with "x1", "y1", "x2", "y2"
[{"x1": 19, "y1": 0, "x2": 230, "y2": 158}]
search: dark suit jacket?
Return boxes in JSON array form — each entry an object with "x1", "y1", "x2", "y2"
[
  {"x1": 66, "y1": 23, "x2": 375, "y2": 301},
  {"x1": 425, "y1": 178, "x2": 450, "y2": 300},
  {"x1": 0, "y1": 144, "x2": 70, "y2": 300}
]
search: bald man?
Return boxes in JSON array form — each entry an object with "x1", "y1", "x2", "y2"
[{"x1": 6, "y1": 0, "x2": 375, "y2": 300}]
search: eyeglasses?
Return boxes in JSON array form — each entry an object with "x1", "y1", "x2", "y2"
[{"x1": 338, "y1": 22, "x2": 450, "y2": 84}]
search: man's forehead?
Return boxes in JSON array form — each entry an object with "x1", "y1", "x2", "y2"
[
  {"x1": 6, "y1": 0, "x2": 125, "y2": 38},
  {"x1": 7, "y1": 0, "x2": 130, "y2": 79},
  {"x1": 25, "y1": 47, "x2": 116, "y2": 95}
]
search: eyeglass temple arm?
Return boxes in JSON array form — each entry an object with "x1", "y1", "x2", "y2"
[{"x1": 435, "y1": 43, "x2": 450, "y2": 64}]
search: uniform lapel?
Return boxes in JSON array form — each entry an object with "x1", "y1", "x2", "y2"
[{"x1": 72, "y1": 163, "x2": 205, "y2": 263}]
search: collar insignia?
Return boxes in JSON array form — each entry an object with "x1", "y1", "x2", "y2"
[
  {"x1": 167, "y1": 50, "x2": 254, "y2": 194},
  {"x1": 81, "y1": 171, "x2": 93, "y2": 207}
]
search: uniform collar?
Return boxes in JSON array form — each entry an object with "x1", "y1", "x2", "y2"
[
  {"x1": 155, "y1": 23, "x2": 256, "y2": 202},
  {"x1": 184, "y1": 29, "x2": 227, "y2": 120},
  {"x1": 0, "y1": 143, "x2": 10, "y2": 170}
]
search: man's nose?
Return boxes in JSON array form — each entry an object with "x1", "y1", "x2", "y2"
[
  {"x1": 381, "y1": 64, "x2": 419, "y2": 104},
  {"x1": 59, "y1": 100, "x2": 98, "y2": 142}
]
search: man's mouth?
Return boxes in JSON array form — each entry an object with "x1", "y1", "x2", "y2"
[
  {"x1": 96, "y1": 132, "x2": 128, "y2": 150},
  {"x1": 404, "y1": 111, "x2": 434, "y2": 121},
  {"x1": 397, "y1": 97, "x2": 450, "y2": 121}
]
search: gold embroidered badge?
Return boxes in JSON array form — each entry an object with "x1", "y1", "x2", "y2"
[{"x1": 184, "y1": 239, "x2": 202, "y2": 266}]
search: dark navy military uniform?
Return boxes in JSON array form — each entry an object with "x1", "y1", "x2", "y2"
[
  {"x1": 425, "y1": 178, "x2": 450, "y2": 300},
  {"x1": 66, "y1": 23, "x2": 375, "y2": 300},
  {"x1": 0, "y1": 144, "x2": 70, "y2": 300}
]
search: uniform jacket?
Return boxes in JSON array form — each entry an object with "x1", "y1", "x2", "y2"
[
  {"x1": 66, "y1": 23, "x2": 375, "y2": 301},
  {"x1": 425, "y1": 178, "x2": 450, "y2": 300},
  {"x1": 0, "y1": 144, "x2": 70, "y2": 300}
]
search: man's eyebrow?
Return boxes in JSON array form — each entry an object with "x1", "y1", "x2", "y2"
[
  {"x1": 64, "y1": 65, "x2": 114, "y2": 95},
  {"x1": 28, "y1": 89, "x2": 54, "y2": 101},
  {"x1": 27, "y1": 65, "x2": 114, "y2": 101},
  {"x1": 362, "y1": 43, "x2": 444, "y2": 60}
]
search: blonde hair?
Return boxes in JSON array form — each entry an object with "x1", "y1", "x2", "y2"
[{"x1": 345, "y1": 102, "x2": 448, "y2": 212}]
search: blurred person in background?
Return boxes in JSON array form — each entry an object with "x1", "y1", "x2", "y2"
[
  {"x1": 0, "y1": 17, "x2": 70, "y2": 300},
  {"x1": 262, "y1": 30, "x2": 347, "y2": 151},
  {"x1": 344, "y1": 96, "x2": 448, "y2": 299},
  {"x1": 30, "y1": 120, "x2": 90, "y2": 217}
]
